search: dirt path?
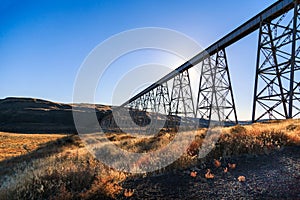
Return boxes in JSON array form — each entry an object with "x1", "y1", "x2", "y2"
[{"x1": 120, "y1": 146, "x2": 300, "y2": 199}]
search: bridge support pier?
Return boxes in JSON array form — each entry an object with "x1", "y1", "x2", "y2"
[
  {"x1": 252, "y1": 1, "x2": 300, "y2": 122},
  {"x1": 196, "y1": 49, "x2": 238, "y2": 124},
  {"x1": 169, "y1": 70, "x2": 195, "y2": 118}
]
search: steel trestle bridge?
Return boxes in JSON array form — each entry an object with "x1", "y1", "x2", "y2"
[{"x1": 106, "y1": 0, "x2": 300, "y2": 131}]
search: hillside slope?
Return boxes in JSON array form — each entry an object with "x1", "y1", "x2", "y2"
[{"x1": 0, "y1": 97, "x2": 111, "y2": 133}]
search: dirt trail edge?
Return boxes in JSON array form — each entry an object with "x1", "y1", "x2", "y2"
[{"x1": 120, "y1": 146, "x2": 300, "y2": 200}]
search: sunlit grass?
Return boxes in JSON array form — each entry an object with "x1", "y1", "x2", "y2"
[
  {"x1": 0, "y1": 119, "x2": 300, "y2": 199},
  {"x1": 0, "y1": 132, "x2": 66, "y2": 161},
  {"x1": 0, "y1": 134, "x2": 125, "y2": 199}
]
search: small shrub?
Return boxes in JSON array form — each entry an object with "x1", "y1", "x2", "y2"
[
  {"x1": 230, "y1": 125, "x2": 247, "y2": 134},
  {"x1": 187, "y1": 141, "x2": 200, "y2": 157},
  {"x1": 256, "y1": 130, "x2": 289, "y2": 150},
  {"x1": 286, "y1": 124, "x2": 298, "y2": 131}
]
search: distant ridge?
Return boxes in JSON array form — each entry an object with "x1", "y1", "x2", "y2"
[
  {"x1": 0, "y1": 97, "x2": 111, "y2": 134},
  {"x1": 0, "y1": 97, "x2": 249, "y2": 134}
]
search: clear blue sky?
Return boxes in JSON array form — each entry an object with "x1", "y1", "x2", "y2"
[{"x1": 0, "y1": 0, "x2": 274, "y2": 120}]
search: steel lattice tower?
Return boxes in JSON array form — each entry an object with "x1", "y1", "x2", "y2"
[
  {"x1": 196, "y1": 49, "x2": 237, "y2": 123},
  {"x1": 169, "y1": 70, "x2": 195, "y2": 118},
  {"x1": 252, "y1": 1, "x2": 300, "y2": 122},
  {"x1": 155, "y1": 82, "x2": 170, "y2": 115}
]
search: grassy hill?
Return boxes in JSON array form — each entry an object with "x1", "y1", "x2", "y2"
[{"x1": 0, "y1": 97, "x2": 111, "y2": 134}]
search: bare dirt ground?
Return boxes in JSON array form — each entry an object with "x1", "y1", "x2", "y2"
[{"x1": 120, "y1": 146, "x2": 300, "y2": 199}]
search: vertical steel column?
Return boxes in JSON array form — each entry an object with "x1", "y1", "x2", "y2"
[
  {"x1": 142, "y1": 90, "x2": 156, "y2": 134},
  {"x1": 134, "y1": 96, "x2": 143, "y2": 133},
  {"x1": 252, "y1": 17, "x2": 263, "y2": 122},
  {"x1": 169, "y1": 73, "x2": 182, "y2": 116},
  {"x1": 181, "y1": 70, "x2": 196, "y2": 118},
  {"x1": 289, "y1": 0, "x2": 299, "y2": 118},
  {"x1": 154, "y1": 82, "x2": 170, "y2": 131}
]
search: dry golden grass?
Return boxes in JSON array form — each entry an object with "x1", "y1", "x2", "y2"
[
  {"x1": 0, "y1": 133, "x2": 126, "y2": 200},
  {"x1": 0, "y1": 119, "x2": 300, "y2": 199},
  {"x1": 0, "y1": 132, "x2": 66, "y2": 161}
]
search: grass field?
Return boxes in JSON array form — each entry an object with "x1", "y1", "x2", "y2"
[
  {"x1": 0, "y1": 119, "x2": 300, "y2": 199},
  {"x1": 0, "y1": 132, "x2": 67, "y2": 161}
]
